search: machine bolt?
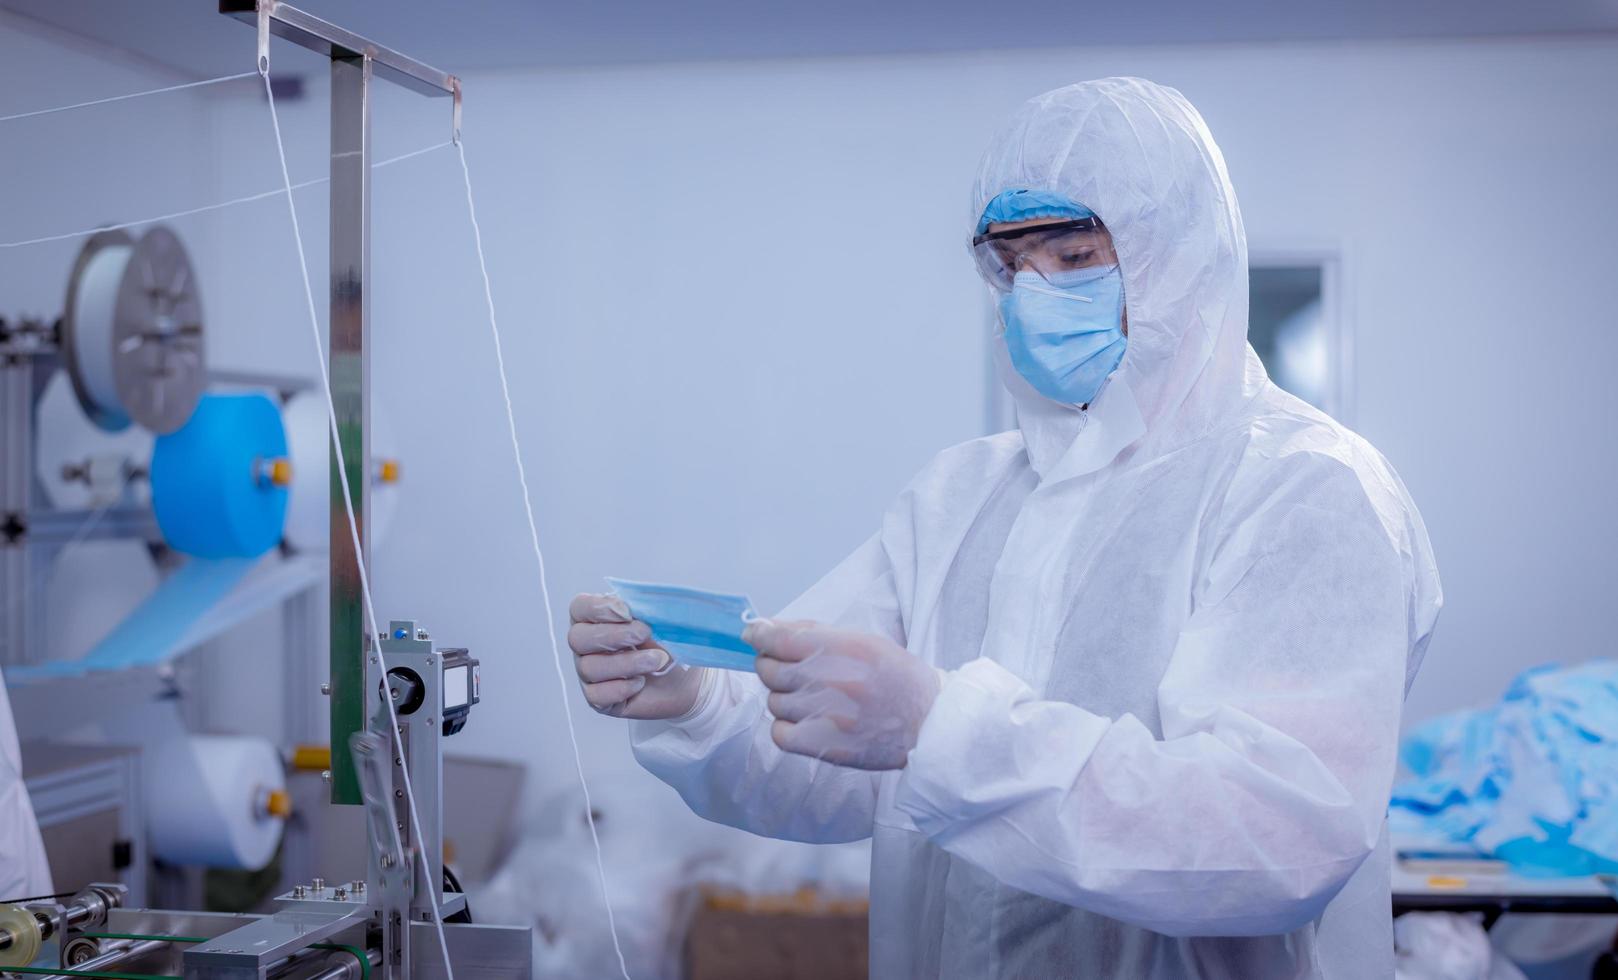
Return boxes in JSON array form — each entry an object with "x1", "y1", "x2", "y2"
[
  {"x1": 394, "y1": 788, "x2": 404, "y2": 799},
  {"x1": 292, "y1": 885, "x2": 307, "y2": 898},
  {"x1": 334, "y1": 887, "x2": 348, "y2": 900},
  {"x1": 320, "y1": 682, "x2": 331, "y2": 695},
  {"x1": 352, "y1": 881, "x2": 366, "y2": 893},
  {"x1": 321, "y1": 769, "x2": 332, "y2": 783},
  {"x1": 380, "y1": 855, "x2": 394, "y2": 869},
  {"x1": 311, "y1": 877, "x2": 325, "y2": 892},
  {"x1": 416, "y1": 629, "x2": 429, "y2": 640}
]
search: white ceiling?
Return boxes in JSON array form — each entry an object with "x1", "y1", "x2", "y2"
[{"x1": 4, "y1": 0, "x2": 1616, "y2": 80}]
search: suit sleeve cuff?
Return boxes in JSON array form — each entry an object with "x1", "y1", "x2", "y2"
[
  {"x1": 629, "y1": 666, "x2": 734, "y2": 745},
  {"x1": 894, "y1": 657, "x2": 1109, "y2": 841}
]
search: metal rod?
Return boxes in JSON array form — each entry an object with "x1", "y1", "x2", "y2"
[
  {"x1": 59, "y1": 902, "x2": 97, "y2": 934},
  {"x1": 263, "y1": 942, "x2": 363, "y2": 979},
  {"x1": 26, "y1": 508, "x2": 156, "y2": 545},
  {"x1": 219, "y1": 1, "x2": 458, "y2": 97},
  {"x1": 31, "y1": 938, "x2": 170, "y2": 980},
  {"x1": 1, "y1": 342, "x2": 36, "y2": 667},
  {"x1": 295, "y1": 947, "x2": 380, "y2": 980}
]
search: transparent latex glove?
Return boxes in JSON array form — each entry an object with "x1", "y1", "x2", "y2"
[
  {"x1": 568, "y1": 593, "x2": 705, "y2": 720},
  {"x1": 745, "y1": 619, "x2": 942, "y2": 771}
]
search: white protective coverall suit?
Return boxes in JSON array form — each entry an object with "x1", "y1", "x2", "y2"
[
  {"x1": 632, "y1": 77, "x2": 1441, "y2": 979},
  {"x1": 1, "y1": 681, "x2": 52, "y2": 897}
]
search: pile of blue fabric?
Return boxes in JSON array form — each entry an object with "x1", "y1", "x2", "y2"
[{"x1": 1390, "y1": 660, "x2": 1618, "y2": 876}]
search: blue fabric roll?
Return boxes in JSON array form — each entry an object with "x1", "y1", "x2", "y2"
[{"x1": 150, "y1": 393, "x2": 288, "y2": 558}]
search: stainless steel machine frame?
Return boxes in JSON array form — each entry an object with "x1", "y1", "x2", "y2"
[
  {"x1": 159, "y1": 6, "x2": 518, "y2": 979},
  {"x1": 0, "y1": 269, "x2": 326, "y2": 750},
  {"x1": 218, "y1": 0, "x2": 462, "y2": 811},
  {"x1": 2, "y1": 887, "x2": 529, "y2": 980},
  {"x1": 3, "y1": 5, "x2": 525, "y2": 976},
  {"x1": 0, "y1": 318, "x2": 161, "y2": 671}
]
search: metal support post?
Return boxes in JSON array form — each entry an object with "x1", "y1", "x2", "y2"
[
  {"x1": 327, "y1": 50, "x2": 373, "y2": 808},
  {"x1": 221, "y1": 0, "x2": 459, "y2": 806},
  {"x1": 0, "y1": 342, "x2": 33, "y2": 667}
]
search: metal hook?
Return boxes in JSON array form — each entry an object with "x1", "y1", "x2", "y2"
[
  {"x1": 451, "y1": 77, "x2": 463, "y2": 145},
  {"x1": 256, "y1": 1, "x2": 272, "y2": 75}
]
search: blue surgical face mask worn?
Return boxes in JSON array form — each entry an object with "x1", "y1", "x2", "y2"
[
  {"x1": 998, "y1": 265, "x2": 1128, "y2": 406},
  {"x1": 604, "y1": 577, "x2": 760, "y2": 672}
]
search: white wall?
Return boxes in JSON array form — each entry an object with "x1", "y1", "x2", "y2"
[
  {"x1": 0, "y1": 14, "x2": 220, "y2": 306},
  {"x1": 289, "y1": 35, "x2": 1610, "y2": 796},
  {"x1": 8, "y1": 22, "x2": 1617, "y2": 809}
]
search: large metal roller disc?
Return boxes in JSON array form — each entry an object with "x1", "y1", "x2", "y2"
[{"x1": 62, "y1": 225, "x2": 206, "y2": 434}]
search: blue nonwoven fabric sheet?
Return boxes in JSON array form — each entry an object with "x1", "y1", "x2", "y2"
[
  {"x1": 150, "y1": 392, "x2": 288, "y2": 558},
  {"x1": 1389, "y1": 660, "x2": 1618, "y2": 876},
  {"x1": 605, "y1": 577, "x2": 759, "y2": 672},
  {"x1": 7, "y1": 556, "x2": 257, "y2": 682}
]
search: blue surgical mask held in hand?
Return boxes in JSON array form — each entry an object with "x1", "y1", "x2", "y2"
[
  {"x1": 999, "y1": 264, "x2": 1128, "y2": 406},
  {"x1": 605, "y1": 577, "x2": 759, "y2": 672}
]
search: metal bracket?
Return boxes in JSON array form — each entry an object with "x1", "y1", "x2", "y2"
[
  {"x1": 183, "y1": 906, "x2": 368, "y2": 975},
  {"x1": 353, "y1": 728, "x2": 411, "y2": 979},
  {"x1": 222, "y1": 1, "x2": 458, "y2": 97},
  {"x1": 256, "y1": 1, "x2": 270, "y2": 74},
  {"x1": 452, "y1": 77, "x2": 463, "y2": 145}
]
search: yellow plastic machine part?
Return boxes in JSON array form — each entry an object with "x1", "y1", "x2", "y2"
[
  {"x1": 268, "y1": 457, "x2": 294, "y2": 487},
  {"x1": 265, "y1": 788, "x2": 294, "y2": 820},
  {"x1": 291, "y1": 744, "x2": 332, "y2": 771}
]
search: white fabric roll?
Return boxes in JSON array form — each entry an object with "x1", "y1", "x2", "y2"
[
  {"x1": 145, "y1": 734, "x2": 284, "y2": 870},
  {"x1": 283, "y1": 391, "x2": 398, "y2": 553},
  {"x1": 73, "y1": 244, "x2": 132, "y2": 421}
]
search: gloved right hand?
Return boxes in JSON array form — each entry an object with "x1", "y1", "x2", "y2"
[{"x1": 568, "y1": 593, "x2": 704, "y2": 720}]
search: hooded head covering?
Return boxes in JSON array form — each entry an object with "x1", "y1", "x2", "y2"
[{"x1": 973, "y1": 78, "x2": 1256, "y2": 479}]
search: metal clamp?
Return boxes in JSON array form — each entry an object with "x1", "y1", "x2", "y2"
[
  {"x1": 257, "y1": 0, "x2": 271, "y2": 74},
  {"x1": 452, "y1": 77, "x2": 463, "y2": 145}
]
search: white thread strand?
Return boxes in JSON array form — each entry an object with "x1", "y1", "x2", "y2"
[
  {"x1": 260, "y1": 70, "x2": 456, "y2": 980},
  {"x1": 0, "y1": 71, "x2": 258, "y2": 124},
  {"x1": 0, "y1": 142, "x2": 452, "y2": 250},
  {"x1": 455, "y1": 138, "x2": 634, "y2": 980}
]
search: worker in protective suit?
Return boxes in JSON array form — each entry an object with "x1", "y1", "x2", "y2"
[
  {"x1": 570, "y1": 76, "x2": 1440, "y2": 978},
  {"x1": 1, "y1": 681, "x2": 52, "y2": 898}
]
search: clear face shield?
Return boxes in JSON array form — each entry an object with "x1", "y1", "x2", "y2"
[{"x1": 971, "y1": 217, "x2": 1119, "y2": 292}]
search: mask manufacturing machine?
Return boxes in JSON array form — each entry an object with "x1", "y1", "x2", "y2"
[{"x1": 0, "y1": 3, "x2": 531, "y2": 977}]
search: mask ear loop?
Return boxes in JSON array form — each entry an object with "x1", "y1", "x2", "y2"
[{"x1": 736, "y1": 608, "x2": 766, "y2": 672}]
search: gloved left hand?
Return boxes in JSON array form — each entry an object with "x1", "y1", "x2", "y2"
[{"x1": 745, "y1": 619, "x2": 942, "y2": 771}]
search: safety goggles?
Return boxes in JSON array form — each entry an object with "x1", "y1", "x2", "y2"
[{"x1": 971, "y1": 217, "x2": 1115, "y2": 292}]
